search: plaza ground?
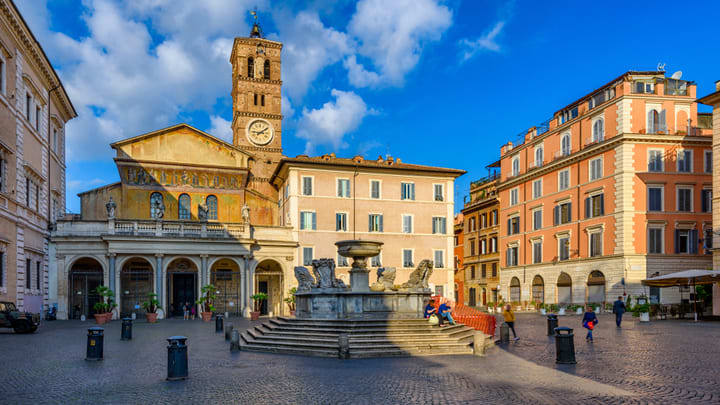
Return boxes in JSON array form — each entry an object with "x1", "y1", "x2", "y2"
[{"x1": 0, "y1": 313, "x2": 718, "y2": 404}]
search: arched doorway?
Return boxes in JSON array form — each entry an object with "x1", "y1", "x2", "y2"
[
  {"x1": 120, "y1": 258, "x2": 154, "y2": 317},
  {"x1": 557, "y1": 272, "x2": 572, "y2": 304},
  {"x1": 255, "y1": 259, "x2": 284, "y2": 316},
  {"x1": 587, "y1": 270, "x2": 606, "y2": 304},
  {"x1": 68, "y1": 258, "x2": 104, "y2": 320},
  {"x1": 166, "y1": 258, "x2": 198, "y2": 317},
  {"x1": 211, "y1": 258, "x2": 241, "y2": 316},
  {"x1": 509, "y1": 277, "x2": 521, "y2": 303},
  {"x1": 532, "y1": 275, "x2": 545, "y2": 304}
]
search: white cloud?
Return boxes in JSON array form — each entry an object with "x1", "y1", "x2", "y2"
[
  {"x1": 208, "y1": 115, "x2": 233, "y2": 143},
  {"x1": 459, "y1": 21, "x2": 506, "y2": 62},
  {"x1": 345, "y1": 0, "x2": 452, "y2": 88},
  {"x1": 296, "y1": 89, "x2": 374, "y2": 153}
]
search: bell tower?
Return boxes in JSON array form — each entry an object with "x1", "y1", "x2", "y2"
[{"x1": 230, "y1": 20, "x2": 283, "y2": 198}]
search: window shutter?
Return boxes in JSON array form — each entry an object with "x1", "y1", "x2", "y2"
[
  {"x1": 337, "y1": 180, "x2": 342, "y2": 197},
  {"x1": 300, "y1": 213, "x2": 305, "y2": 229},
  {"x1": 312, "y1": 212, "x2": 317, "y2": 230},
  {"x1": 585, "y1": 197, "x2": 591, "y2": 218},
  {"x1": 506, "y1": 249, "x2": 511, "y2": 266},
  {"x1": 568, "y1": 203, "x2": 572, "y2": 222},
  {"x1": 690, "y1": 230, "x2": 698, "y2": 254},
  {"x1": 411, "y1": 184, "x2": 415, "y2": 200},
  {"x1": 442, "y1": 218, "x2": 447, "y2": 234},
  {"x1": 553, "y1": 206, "x2": 559, "y2": 225},
  {"x1": 674, "y1": 230, "x2": 680, "y2": 254},
  {"x1": 648, "y1": 110, "x2": 654, "y2": 133},
  {"x1": 599, "y1": 194, "x2": 605, "y2": 215},
  {"x1": 659, "y1": 109, "x2": 667, "y2": 132},
  {"x1": 507, "y1": 218, "x2": 511, "y2": 235},
  {"x1": 368, "y1": 215, "x2": 372, "y2": 232},
  {"x1": 379, "y1": 215, "x2": 383, "y2": 232}
]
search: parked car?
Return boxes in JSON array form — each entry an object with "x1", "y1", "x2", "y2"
[{"x1": 0, "y1": 301, "x2": 40, "y2": 333}]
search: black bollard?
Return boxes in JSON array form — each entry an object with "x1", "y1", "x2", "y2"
[
  {"x1": 554, "y1": 327, "x2": 576, "y2": 364},
  {"x1": 546, "y1": 314, "x2": 558, "y2": 336},
  {"x1": 121, "y1": 318, "x2": 133, "y2": 340},
  {"x1": 215, "y1": 314, "x2": 224, "y2": 333},
  {"x1": 499, "y1": 322, "x2": 510, "y2": 343},
  {"x1": 167, "y1": 336, "x2": 188, "y2": 381},
  {"x1": 86, "y1": 327, "x2": 104, "y2": 361},
  {"x1": 230, "y1": 329, "x2": 241, "y2": 352},
  {"x1": 225, "y1": 323, "x2": 233, "y2": 341}
]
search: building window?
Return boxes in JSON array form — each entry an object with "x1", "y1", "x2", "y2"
[
  {"x1": 469, "y1": 265, "x2": 475, "y2": 279},
  {"x1": 533, "y1": 209, "x2": 542, "y2": 230},
  {"x1": 490, "y1": 237, "x2": 497, "y2": 253},
  {"x1": 586, "y1": 194, "x2": 605, "y2": 218},
  {"x1": 480, "y1": 239, "x2": 487, "y2": 254},
  {"x1": 648, "y1": 150, "x2": 663, "y2": 172},
  {"x1": 371, "y1": 254, "x2": 381, "y2": 267},
  {"x1": 491, "y1": 263, "x2": 497, "y2": 277},
  {"x1": 481, "y1": 264, "x2": 487, "y2": 278},
  {"x1": 300, "y1": 211, "x2": 316, "y2": 230},
  {"x1": 705, "y1": 150, "x2": 712, "y2": 173},
  {"x1": 560, "y1": 107, "x2": 578, "y2": 124},
  {"x1": 370, "y1": 180, "x2": 381, "y2": 199},
  {"x1": 206, "y1": 195, "x2": 218, "y2": 219},
  {"x1": 589, "y1": 158, "x2": 602, "y2": 181},
  {"x1": 677, "y1": 150, "x2": 692, "y2": 173},
  {"x1": 434, "y1": 184, "x2": 444, "y2": 201},
  {"x1": 26, "y1": 177, "x2": 39, "y2": 211},
  {"x1": 434, "y1": 250, "x2": 444, "y2": 268},
  {"x1": 403, "y1": 249, "x2": 414, "y2": 268},
  {"x1": 469, "y1": 238, "x2": 476, "y2": 256},
  {"x1": 508, "y1": 216, "x2": 520, "y2": 235},
  {"x1": 247, "y1": 57, "x2": 254, "y2": 78},
  {"x1": 26, "y1": 93, "x2": 31, "y2": 121},
  {"x1": 468, "y1": 217, "x2": 476, "y2": 231},
  {"x1": 677, "y1": 187, "x2": 692, "y2": 212},
  {"x1": 401, "y1": 182, "x2": 415, "y2": 200},
  {"x1": 260, "y1": 94, "x2": 265, "y2": 107},
  {"x1": 674, "y1": 229, "x2": 697, "y2": 254},
  {"x1": 648, "y1": 187, "x2": 663, "y2": 211},
  {"x1": 532, "y1": 240, "x2": 542, "y2": 264},
  {"x1": 150, "y1": 192, "x2": 163, "y2": 219},
  {"x1": 535, "y1": 146, "x2": 543, "y2": 167},
  {"x1": 558, "y1": 237, "x2": 570, "y2": 261},
  {"x1": 0, "y1": 252, "x2": 4, "y2": 288},
  {"x1": 302, "y1": 176, "x2": 313, "y2": 196},
  {"x1": 369, "y1": 214, "x2": 383, "y2": 232},
  {"x1": 648, "y1": 109, "x2": 667, "y2": 134},
  {"x1": 302, "y1": 247, "x2": 313, "y2": 266},
  {"x1": 36, "y1": 261, "x2": 41, "y2": 290},
  {"x1": 402, "y1": 215, "x2": 413, "y2": 233},
  {"x1": 558, "y1": 169, "x2": 570, "y2": 191},
  {"x1": 35, "y1": 106, "x2": 40, "y2": 130},
  {"x1": 25, "y1": 258, "x2": 31, "y2": 289},
  {"x1": 592, "y1": 118, "x2": 604, "y2": 142},
  {"x1": 432, "y1": 217, "x2": 447, "y2": 234},
  {"x1": 336, "y1": 213, "x2": 347, "y2": 231},
  {"x1": 491, "y1": 210, "x2": 498, "y2": 225},
  {"x1": 0, "y1": 153, "x2": 4, "y2": 192},
  {"x1": 532, "y1": 179, "x2": 542, "y2": 199},
  {"x1": 554, "y1": 202, "x2": 572, "y2": 225},
  {"x1": 337, "y1": 179, "x2": 350, "y2": 198},
  {"x1": 649, "y1": 228, "x2": 663, "y2": 254},
  {"x1": 337, "y1": 253, "x2": 348, "y2": 267},
  {"x1": 510, "y1": 187, "x2": 519, "y2": 206},
  {"x1": 507, "y1": 246, "x2": 518, "y2": 266},
  {"x1": 704, "y1": 227, "x2": 713, "y2": 251},
  {"x1": 53, "y1": 128, "x2": 58, "y2": 154},
  {"x1": 178, "y1": 194, "x2": 191, "y2": 219},
  {"x1": 701, "y1": 189, "x2": 712, "y2": 213},
  {"x1": 589, "y1": 231, "x2": 602, "y2": 257},
  {"x1": 0, "y1": 57, "x2": 4, "y2": 94},
  {"x1": 561, "y1": 133, "x2": 571, "y2": 156},
  {"x1": 512, "y1": 157, "x2": 520, "y2": 176}
]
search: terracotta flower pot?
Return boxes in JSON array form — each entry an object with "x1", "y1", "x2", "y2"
[
  {"x1": 146, "y1": 312, "x2": 158, "y2": 323},
  {"x1": 250, "y1": 311, "x2": 260, "y2": 321},
  {"x1": 200, "y1": 312, "x2": 212, "y2": 322},
  {"x1": 105, "y1": 313, "x2": 113, "y2": 322},
  {"x1": 94, "y1": 314, "x2": 108, "y2": 325},
  {"x1": 289, "y1": 310, "x2": 296, "y2": 317}
]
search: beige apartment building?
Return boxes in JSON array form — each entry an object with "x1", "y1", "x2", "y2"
[
  {"x1": 0, "y1": 1, "x2": 76, "y2": 312},
  {"x1": 271, "y1": 154, "x2": 464, "y2": 297}
]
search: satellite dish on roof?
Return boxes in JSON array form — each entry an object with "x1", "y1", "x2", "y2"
[{"x1": 671, "y1": 70, "x2": 683, "y2": 80}]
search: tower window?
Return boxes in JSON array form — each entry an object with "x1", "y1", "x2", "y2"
[
  {"x1": 254, "y1": 94, "x2": 258, "y2": 106},
  {"x1": 264, "y1": 60, "x2": 270, "y2": 80},
  {"x1": 261, "y1": 95, "x2": 265, "y2": 106},
  {"x1": 248, "y1": 57, "x2": 254, "y2": 78}
]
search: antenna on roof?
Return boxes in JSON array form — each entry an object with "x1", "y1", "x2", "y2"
[
  {"x1": 671, "y1": 70, "x2": 683, "y2": 80},
  {"x1": 657, "y1": 62, "x2": 666, "y2": 72}
]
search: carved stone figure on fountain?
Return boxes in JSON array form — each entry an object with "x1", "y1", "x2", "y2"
[
  {"x1": 311, "y1": 259, "x2": 346, "y2": 289},
  {"x1": 370, "y1": 267, "x2": 396, "y2": 292},
  {"x1": 400, "y1": 259, "x2": 434, "y2": 291},
  {"x1": 294, "y1": 266, "x2": 315, "y2": 292}
]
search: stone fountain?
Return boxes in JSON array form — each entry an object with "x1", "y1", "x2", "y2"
[{"x1": 293, "y1": 240, "x2": 433, "y2": 320}]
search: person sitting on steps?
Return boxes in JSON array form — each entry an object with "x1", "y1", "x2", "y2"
[{"x1": 438, "y1": 301, "x2": 456, "y2": 326}]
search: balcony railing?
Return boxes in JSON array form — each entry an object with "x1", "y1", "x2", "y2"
[{"x1": 55, "y1": 219, "x2": 249, "y2": 239}]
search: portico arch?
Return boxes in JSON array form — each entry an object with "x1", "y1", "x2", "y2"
[
  {"x1": 255, "y1": 259, "x2": 284, "y2": 316},
  {"x1": 67, "y1": 257, "x2": 104, "y2": 320},
  {"x1": 509, "y1": 277, "x2": 521, "y2": 303},
  {"x1": 557, "y1": 272, "x2": 572, "y2": 304},
  {"x1": 211, "y1": 258, "x2": 242, "y2": 316},
  {"x1": 119, "y1": 257, "x2": 154, "y2": 317},
  {"x1": 587, "y1": 270, "x2": 606, "y2": 304},
  {"x1": 532, "y1": 275, "x2": 545, "y2": 304},
  {"x1": 165, "y1": 257, "x2": 198, "y2": 317}
]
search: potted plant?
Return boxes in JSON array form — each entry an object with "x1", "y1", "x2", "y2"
[
  {"x1": 632, "y1": 302, "x2": 651, "y2": 322},
  {"x1": 539, "y1": 303, "x2": 547, "y2": 315},
  {"x1": 528, "y1": 300, "x2": 537, "y2": 311},
  {"x1": 92, "y1": 286, "x2": 115, "y2": 324},
  {"x1": 142, "y1": 293, "x2": 160, "y2": 323},
  {"x1": 486, "y1": 302, "x2": 495, "y2": 314},
  {"x1": 284, "y1": 287, "x2": 297, "y2": 316},
  {"x1": 251, "y1": 292, "x2": 268, "y2": 321},
  {"x1": 196, "y1": 284, "x2": 216, "y2": 322}
]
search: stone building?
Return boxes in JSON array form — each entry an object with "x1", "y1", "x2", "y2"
[
  {"x1": 270, "y1": 154, "x2": 464, "y2": 297},
  {"x1": 497, "y1": 71, "x2": 712, "y2": 306},
  {"x1": 0, "y1": 1, "x2": 76, "y2": 313},
  {"x1": 453, "y1": 213, "x2": 463, "y2": 303},
  {"x1": 461, "y1": 168, "x2": 500, "y2": 307}
]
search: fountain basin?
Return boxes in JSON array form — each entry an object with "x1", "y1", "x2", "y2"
[
  {"x1": 335, "y1": 240, "x2": 383, "y2": 259},
  {"x1": 295, "y1": 290, "x2": 431, "y2": 320}
]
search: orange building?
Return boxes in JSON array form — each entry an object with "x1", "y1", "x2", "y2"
[
  {"x1": 497, "y1": 71, "x2": 712, "y2": 307},
  {"x1": 453, "y1": 213, "x2": 464, "y2": 303}
]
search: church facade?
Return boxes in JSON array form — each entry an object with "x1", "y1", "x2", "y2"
[{"x1": 50, "y1": 24, "x2": 463, "y2": 320}]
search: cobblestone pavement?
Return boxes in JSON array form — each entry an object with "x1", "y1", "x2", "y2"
[{"x1": 0, "y1": 314, "x2": 716, "y2": 404}]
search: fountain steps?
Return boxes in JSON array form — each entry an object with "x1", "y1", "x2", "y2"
[{"x1": 240, "y1": 317, "x2": 476, "y2": 358}]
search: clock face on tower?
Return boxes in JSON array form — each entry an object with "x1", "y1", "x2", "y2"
[{"x1": 246, "y1": 119, "x2": 274, "y2": 146}]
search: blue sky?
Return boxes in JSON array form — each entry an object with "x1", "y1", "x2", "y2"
[{"x1": 17, "y1": 0, "x2": 720, "y2": 213}]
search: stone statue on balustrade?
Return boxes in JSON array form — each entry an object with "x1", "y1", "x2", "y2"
[
  {"x1": 311, "y1": 259, "x2": 346, "y2": 289},
  {"x1": 241, "y1": 204, "x2": 250, "y2": 223},
  {"x1": 399, "y1": 259, "x2": 434, "y2": 292},
  {"x1": 294, "y1": 266, "x2": 315, "y2": 293},
  {"x1": 370, "y1": 267, "x2": 396, "y2": 292},
  {"x1": 198, "y1": 204, "x2": 208, "y2": 221},
  {"x1": 105, "y1": 197, "x2": 116, "y2": 219}
]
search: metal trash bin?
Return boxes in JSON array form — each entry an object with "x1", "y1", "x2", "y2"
[
  {"x1": 167, "y1": 336, "x2": 189, "y2": 380},
  {"x1": 86, "y1": 327, "x2": 104, "y2": 361},
  {"x1": 554, "y1": 326, "x2": 576, "y2": 364},
  {"x1": 215, "y1": 314, "x2": 224, "y2": 333},
  {"x1": 499, "y1": 322, "x2": 510, "y2": 343},
  {"x1": 121, "y1": 318, "x2": 132, "y2": 340},
  {"x1": 546, "y1": 314, "x2": 558, "y2": 336}
]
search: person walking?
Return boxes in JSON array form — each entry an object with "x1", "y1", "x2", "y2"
[
  {"x1": 582, "y1": 305, "x2": 599, "y2": 342},
  {"x1": 190, "y1": 304, "x2": 196, "y2": 320},
  {"x1": 183, "y1": 302, "x2": 189, "y2": 320},
  {"x1": 502, "y1": 304, "x2": 519, "y2": 341},
  {"x1": 612, "y1": 296, "x2": 626, "y2": 328}
]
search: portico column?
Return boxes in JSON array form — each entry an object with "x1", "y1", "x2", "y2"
[
  {"x1": 240, "y1": 256, "x2": 247, "y2": 316},
  {"x1": 200, "y1": 255, "x2": 208, "y2": 287},
  {"x1": 155, "y1": 254, "x2": 164, "y2": 308},
  {"x1": 108, "y1": 254, "x2": 116, "y2": 293}
]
